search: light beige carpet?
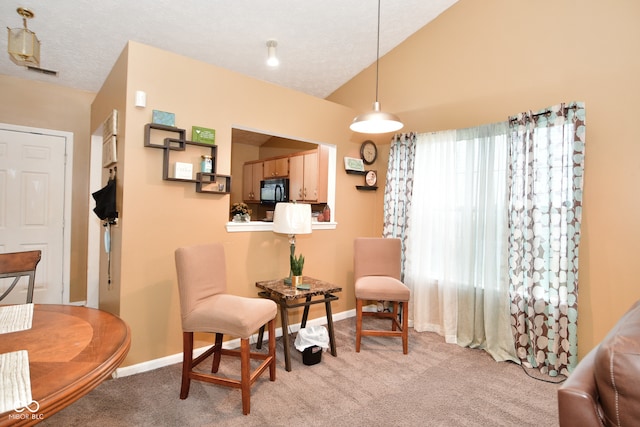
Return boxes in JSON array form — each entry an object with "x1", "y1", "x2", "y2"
[{"x1": 42, "y1": 317, "x2": 560, "y2": 426}]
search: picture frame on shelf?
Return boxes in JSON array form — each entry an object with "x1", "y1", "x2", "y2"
[
  {"x1": 344, "y1": 156, "x2": 365, "y2": 173},
  {"x1": 174, "y1": 162, "x2": 193, "y2": 180},
  {"x1": 152, "y1": 110, "x2": 176, "y2": 127},
  {"x1": 191, "y1": 126, "x2": 216, "y2": 144}
]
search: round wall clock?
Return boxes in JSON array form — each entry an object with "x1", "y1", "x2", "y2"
[
  {"x1": 365, "y1": 170, "x2": 377, "y2": 187},
  {"x1": 360, "y1": 140, "x2": 378, "y2": 165}
]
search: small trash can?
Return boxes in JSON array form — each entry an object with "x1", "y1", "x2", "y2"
[
  {"x1": 295, "y1": 325, "x2": 330, "y2": 366},
  {"x1": 302, "y1": 345, "x2": 323, "y2": 365}
]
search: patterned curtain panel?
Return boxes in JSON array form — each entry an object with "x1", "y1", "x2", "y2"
[
  {"x1": 507, "y1": 102, "x2": 586, "y2": 376},
  {"x1": 382, "y1": 132, "x2": 416, "y2": 278}
]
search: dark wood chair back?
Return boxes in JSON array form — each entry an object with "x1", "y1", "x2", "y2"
[{"x1": 0, "y1": 250, "x2": 42, "y2": 303}]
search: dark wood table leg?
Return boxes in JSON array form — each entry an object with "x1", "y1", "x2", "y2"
[
  {"x1": 279, "y1": 302, "x2": 292, "y2": 372},
  {"x1": 256, "y1": 291, "x2": 270, "y2": 350},
  {"x1": 256, "y1": 325, "x2": 265, "y2": 349},
  {"x1": 254, "y1": 283, "x2": 341, "y2": 371},
  {"x1": 325, "y1": 297, "x2": 337, "y2": 356},
  {"x1": 300, "y1": 296, "x2": 312, "y2": 328}
]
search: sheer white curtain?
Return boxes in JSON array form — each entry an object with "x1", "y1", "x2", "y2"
[
  {"x1": 404, "y1": 123, "x2": 517, "y2": 361},
  {"x1": 405, "y1": 130, "x2": 458, "y2": 342},
  {"x1": 454, "y1": 124, "x2": 516, "y2": 361}
]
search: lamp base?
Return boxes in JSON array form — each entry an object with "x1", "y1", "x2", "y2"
[{"x1": 283, "y1": 277, "x2": 292, "y2": 286}]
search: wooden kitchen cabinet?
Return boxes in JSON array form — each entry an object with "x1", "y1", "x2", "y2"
[
  {"x1": 289, "y1": 146, "x2": 328, "y2": 203},
  {"x1": 243, "y1": 161, "x2": 263, "y2": 202},
  {"x1": 263, "y1": 157, "x2": 289, "y2": 178},
  {"x1": 242, "y1": 145, "x2": 328, "y2": 204}
]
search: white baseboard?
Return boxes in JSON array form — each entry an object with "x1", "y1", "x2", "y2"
[
  {"x1": 114, "y1": 308, "x2": 358, "y2": 378},
  {"x1": 68, "y1": 300, "x2": 86, "y2": 306}
]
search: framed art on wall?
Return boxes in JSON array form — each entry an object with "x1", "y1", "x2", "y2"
[{"x1": 102, "y1": 135, "x2": 117, "y2": 168}]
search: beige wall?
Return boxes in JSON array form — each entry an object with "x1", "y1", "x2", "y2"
[
  {"x1": 329, "y1": 0, "x2": 640, "y2": 357},
  {"x1": 3, "y1": 0, "x2": 630, "y2": 365},
  {"x1": 91, "y1": 42, "x2": 388, "y2": 366},
  {"x1": 0, "y1": 74, "x2": 95, "y2": 302},
  {"x1": 90, "y1": 45, "x2": 131, "y2": 316}
]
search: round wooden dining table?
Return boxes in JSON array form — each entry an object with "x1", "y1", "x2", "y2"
[{"x1": 0, "y1": 304, "x2": 130, "y2": 426}]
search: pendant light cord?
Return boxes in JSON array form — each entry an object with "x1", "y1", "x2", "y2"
[
  {"x1": 349, "y1": 0, "x2": 403, "y2": 134},
  {"x1": 375, "y1": 0, "x2": 381, "y2": 103}
]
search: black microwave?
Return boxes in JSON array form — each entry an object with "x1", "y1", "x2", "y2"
[{"x1": 260, "y1": 178, "x2": 289, "y2": 204}]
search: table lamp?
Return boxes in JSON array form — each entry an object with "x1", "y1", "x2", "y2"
[{"x1": 273, "y1": 202, "x2": 312, "y2": 285}]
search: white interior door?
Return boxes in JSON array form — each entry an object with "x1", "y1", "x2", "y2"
[{"x1": 0, "y1": 127, "x2": 67, "y2": 304}]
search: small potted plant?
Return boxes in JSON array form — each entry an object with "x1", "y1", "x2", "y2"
[
  {"x1": 290, "y1": 252, "x2": 304, "y2": 286},
  {"x1": 230, "y1": 202, "x2": 252, "y2": 222}
]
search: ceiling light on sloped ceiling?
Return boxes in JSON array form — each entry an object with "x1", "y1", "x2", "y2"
[
  {"x1": 350, "y1": 0, "x2": 403, "y2": 134},
  {"x1": 266, "y1": 40, "x2": 279, "y2": 67},
  {"x1": 7, "y1": 7, "x2": 40, "y2": 67}
]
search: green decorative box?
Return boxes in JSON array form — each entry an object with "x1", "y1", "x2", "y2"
[
  {"x1": 152, "y1": 110, "x2": 175, "y2": 126},
  {"x1": 191, "y1": 126, "x2": 216, "y2": 145}
]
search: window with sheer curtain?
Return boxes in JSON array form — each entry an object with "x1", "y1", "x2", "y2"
[{"x1": 383, "y1": 102, "x2": 585, "y2": 375}]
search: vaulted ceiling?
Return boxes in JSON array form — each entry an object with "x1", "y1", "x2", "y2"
[{"x1": 1, "y1": 1, "x2": 457, "y2": 98}]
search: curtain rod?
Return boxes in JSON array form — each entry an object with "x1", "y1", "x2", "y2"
[{"x1": 509, "y1": 104, "x2": 578, "y2": 122}]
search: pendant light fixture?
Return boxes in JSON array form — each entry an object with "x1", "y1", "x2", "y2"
[
  {"x1": 350, "y1": 0, "x2": 403, "y2": 134},
  {"x1": 266, "y1": 40, "x2": 279, "y2": 67},
  {"x1": 7, "y1": 7, "x2": 41, "y2": 67}
]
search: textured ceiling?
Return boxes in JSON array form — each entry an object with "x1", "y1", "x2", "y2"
[{"x1": 1, "y1": 0, "x2": 457, "y2": 98}]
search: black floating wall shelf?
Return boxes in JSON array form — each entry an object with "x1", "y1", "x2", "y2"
[
  {"x1": 345, "y1": 170, "x2": 366, "y2": 176},
  {"x1": 144, "y1": 123, "x2": 231, "y2": 194}
]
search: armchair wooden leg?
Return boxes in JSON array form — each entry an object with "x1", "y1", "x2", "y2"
[
  {"x1": 391, "y1": 302, "x2": 399, "y2": 331},
  {"x1": 240, "y1": 338, "x2": 251, "y2": 415},
  {"x1": 180, "y1": 332, "x2": 193, "y2": 399},
  {"x1": 356, "y1": 299, "x2": 363, "y2": 352},
  {"x1": 401, "y1": 301, "x2": 408, "y2": 354},
  {"x1": 212, "y1": 333, "x2": 223, "y2": 373}
]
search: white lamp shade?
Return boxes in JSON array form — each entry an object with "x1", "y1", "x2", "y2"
[
  {"x1": 273, "y1": 203, "x2": 311, "y2": 235},
  {"x1": 350, "y1": 102, "x2": 404, "y2": 134}
]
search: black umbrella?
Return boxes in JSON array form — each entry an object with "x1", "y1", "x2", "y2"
[
  {"x1": 92, "y1": 176, "x2": 117, "y2": 222},
  {"x1": 91, "y1": 172, "x2": 118, "y2": 287}
]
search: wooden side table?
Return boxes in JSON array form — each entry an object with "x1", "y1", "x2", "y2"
[{"x1": 255, "y1": 276, "x2": 342, "y2": 371}]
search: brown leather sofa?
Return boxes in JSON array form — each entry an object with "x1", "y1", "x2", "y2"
[{"x1": 558, "y1": 300, "x2": 640, "y2": 426}]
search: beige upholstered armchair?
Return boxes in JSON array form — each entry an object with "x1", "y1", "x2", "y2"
[
  {"x1": 354, "y1": 238, "x2": 410, "y2": 354},
  {"x1": 174, "y1": 242, "x2": 277, "y2": 415}
]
